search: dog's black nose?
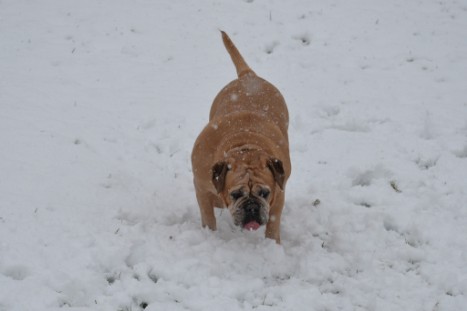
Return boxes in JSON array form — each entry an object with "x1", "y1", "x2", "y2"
[{"x1": 244, "y1": 199, "x2": 260, "y2": 217}]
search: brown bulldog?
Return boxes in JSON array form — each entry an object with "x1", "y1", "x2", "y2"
[{"x1": 191, "y1": 31, "x2": 291, "y2": 243}]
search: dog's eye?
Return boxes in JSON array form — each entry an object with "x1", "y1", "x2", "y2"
[
  {"x1": 230, "y1": 190, "x2": 244, "y2": 201},
  {"x1": 258, "y1": 189, "x2": 270, "y2": 199}
]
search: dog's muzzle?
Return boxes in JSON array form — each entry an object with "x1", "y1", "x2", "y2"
[
  {"x1": 243, "y1": 198, "x2": 262, "y2": 224},
  {"x1": 234, "y1": 197, "x2": 268, "y2": 231}
]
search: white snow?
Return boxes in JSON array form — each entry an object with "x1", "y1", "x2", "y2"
[{"x1": 1, "y1": 0, "x2": 467, "y2": 310}]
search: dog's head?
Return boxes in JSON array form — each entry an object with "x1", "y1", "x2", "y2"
[{"x1": 211, "y1": 152, "x2": 285, "y2": 230}]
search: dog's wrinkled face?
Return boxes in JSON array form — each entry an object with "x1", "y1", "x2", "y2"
[
  {"x1": 226, "y1": 183, "x2": 271, "y2": 229},
  {"x1": 212, "y1": 152, "x2": 285, "y2": 230}
]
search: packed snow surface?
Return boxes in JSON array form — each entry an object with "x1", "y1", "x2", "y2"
[{"x1": 1, "y1": 1, "x2": 467, "y2": 310}]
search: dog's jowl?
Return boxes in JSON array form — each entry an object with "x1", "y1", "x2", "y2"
[{"x1": 191, "y1": 31, "x2": 291, "y2": 244}]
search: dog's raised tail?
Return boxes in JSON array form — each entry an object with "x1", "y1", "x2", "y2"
[{"x1": 221, "y1": 31, "x2": 255, "y2": 77}]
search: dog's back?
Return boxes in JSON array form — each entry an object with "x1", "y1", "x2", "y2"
[{"x1": 209, "y1": 32, "x2": 289, "y2": 138}]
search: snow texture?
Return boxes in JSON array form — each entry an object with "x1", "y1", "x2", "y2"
[{"x1": 1, "y1": 0, "x2": 467, "y2": 310}]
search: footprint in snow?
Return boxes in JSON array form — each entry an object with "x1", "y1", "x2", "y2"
[
  {"x1": 320, "y1": 105, "x2": 341, "y2": 118},
  {"x1": 349, "y1": 165, "x2": 392, "y2": 187},
  {"x1": 330, "y1": 119, "x2": 370, "y2": 133},
  {"x1": 293, "y1": 33, "x2": 311, "y2": 46},
  {"x1": 357, "y1": 201, "x2": 372, "y2": 208},
  {"x1": 415, "y1": 156, "x2": 438, "y2": 170},
  {"x1": 2, "y1": 265, "x2": 31, "y2": 280},
  {"x1": 264, "y1": 41, "x2": 279, "y2": 55},
  {"x1": 453, "y1": 145, "x2": 467, "y2": 159}
]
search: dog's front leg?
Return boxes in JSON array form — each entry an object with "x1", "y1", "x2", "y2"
[
  {"x1": 195, "y1": 190, "x2": 217, "y2": 231},
  {"x1": 265, "y1": 191, "x2": 284, "y2": 244}
]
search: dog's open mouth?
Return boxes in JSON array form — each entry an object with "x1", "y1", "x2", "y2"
[{"x1": 243, "y1": 221, "x2": 261, "y2": 231}]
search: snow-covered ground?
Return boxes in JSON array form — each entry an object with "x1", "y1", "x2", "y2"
[{"x1": 1, "y1": 0, "x2": 467, "y2": 310}]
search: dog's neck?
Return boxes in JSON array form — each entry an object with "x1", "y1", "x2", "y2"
[
  {"x1": 225, "y1": 144, "x2": 263, "y2": 157},
  {"x1": 215, "y1": 131, "x2": 274, "y2": 162}
]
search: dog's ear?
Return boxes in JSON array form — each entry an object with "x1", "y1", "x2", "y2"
[
  {"x1": 212, "y1": 161, "x2": 229, "y2": 193},
  {"x1": 267, "y1": 158, "x2": 285, "y2": 190}
]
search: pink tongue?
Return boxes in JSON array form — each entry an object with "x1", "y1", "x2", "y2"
[{"x1": 243, "y1": 221, "x2": 260, "y2": 231}]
